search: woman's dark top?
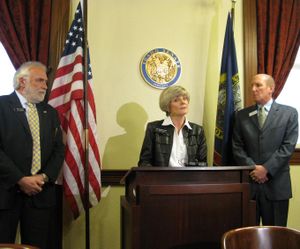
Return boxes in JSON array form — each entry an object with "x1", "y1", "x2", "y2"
[{"x1": 138, "y1": 119, "x2": 207, "y2": 167}]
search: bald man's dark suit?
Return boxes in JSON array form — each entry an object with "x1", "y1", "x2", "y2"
[
  {"x1": 0, "y1": 92, "x2": 65, "y2": 247},
  {"x1": 232, "y1": 101, "x2": 298, "y2": 225}
]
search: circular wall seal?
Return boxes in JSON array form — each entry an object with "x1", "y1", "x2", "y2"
[{"x1": 140, "y1": 48, "x2": 181, "y2": 89}]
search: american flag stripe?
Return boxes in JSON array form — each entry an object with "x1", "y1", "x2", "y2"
[
  {"x1": 63, "y1": 163, "x2": 82, "y2": 216},
  {"x1": 49, "y1": 65, "x2": 84, "y2": 99},
  {"x1": 55, "y1": 51, "x2": 83, "y2": 78},
  {"x1": 49, "y1": 77, "x2": 83, "y2": 101},
  {"x1": 48, "y1": 3, "x2": 101, "y2": 218}
]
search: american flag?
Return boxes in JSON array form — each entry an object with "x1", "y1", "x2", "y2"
[{"x1": 48, "y1": 3, "x2": 101, "y2": 218}]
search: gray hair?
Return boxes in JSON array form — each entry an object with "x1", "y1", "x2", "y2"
[
  {"x1": 13, "y1": 61, "x2": 47, "y2": 90},
  {"x1": 159, "y1": 85, "x2": 190, "y2": 116}
]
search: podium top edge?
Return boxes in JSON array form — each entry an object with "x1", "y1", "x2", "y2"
[
  {"x1": 119, "y1": 166, "x2": 255, "y2": 184},
  {"x1": 130, "y1": 166, "x2": 255, "y2": 171}
]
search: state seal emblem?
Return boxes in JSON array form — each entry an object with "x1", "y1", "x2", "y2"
[{"x1": 140, "y1": 48, "x2": 181, "y2": 89}]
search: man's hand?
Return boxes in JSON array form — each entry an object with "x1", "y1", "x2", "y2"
[
  {"x1": 250, "y1": 165, "x2": 269, "y2": 184},
  {"x1": 17, "y1": 175, "x2": 45, "y2": 196}
]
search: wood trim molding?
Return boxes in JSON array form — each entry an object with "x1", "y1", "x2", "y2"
[
  {"x1": 102, "y1": 169, "x2": 128, "y2": 186},
  {"x1": 243, "y1": 0, "x2": 257, "y2": 107},
  {"x1": 101, "y1": 151, "x2": 300, "y2": 186},
  {"x1": 290, "y1": 149, "x2": 300, "y2": 165},
  {"x1": 47, "y1": 0, "x2": 70, "y2": 90}
]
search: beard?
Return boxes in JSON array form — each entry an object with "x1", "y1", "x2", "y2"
[{"x1": 24, "y1": 89, "x2": 46, "y2": 103}]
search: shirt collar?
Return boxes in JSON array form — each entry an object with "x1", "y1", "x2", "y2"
[
  {"x1": 15, "y1": 90, "x2": 27, "y2": 109},
  {"x1": 258, "y1": 99, "x2": 273, "y2": 112},
  {"x1": 162, "y1": 116, "x2": 192, "y2": 130}
]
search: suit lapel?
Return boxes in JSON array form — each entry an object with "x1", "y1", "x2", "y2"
[
  {"x1": 262, "y1": 102, "x2": 279, "y2": 131},
  {"x1": 36, "y1": 103, "x2": 48, "y2": 147},
  {"x1": 8, "y1": 92, "x2": 31, "y2": 135},
  {"x1": 247, "y1": 105, "x2": 260, "y2": 129}
]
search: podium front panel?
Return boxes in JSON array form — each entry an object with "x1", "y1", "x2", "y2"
[{"x1": 121, "y1": 167, "x2": 255, "y2": 249}]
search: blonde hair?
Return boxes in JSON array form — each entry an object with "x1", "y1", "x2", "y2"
[{"x1": 159, "y1": 85, "x2": 190, "y2": 116}]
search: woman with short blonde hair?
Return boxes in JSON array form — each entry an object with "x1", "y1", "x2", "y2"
[
  {"x1": 159, "y1": 85, "x2": 190, "y2": 116},
  {"x1": 138, "y1": 85, "x2": 207, "y2": 167}
]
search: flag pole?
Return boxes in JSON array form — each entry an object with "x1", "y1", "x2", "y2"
[
  {"x1": 231, "y1": 0, "x2": 236, "y2": 27},
  {"x1": 82, "y1": 0, "x2": 90, "y2": 249}
]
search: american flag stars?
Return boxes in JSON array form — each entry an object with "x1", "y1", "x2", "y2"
[{"x1": 64, "y1": 10, "x2": 84, "y2": 52}]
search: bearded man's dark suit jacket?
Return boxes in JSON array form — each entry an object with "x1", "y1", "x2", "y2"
[
  {"x1": 0, "y1": 92, "x2": 65, "y2": 245},
  {"x1": 138, "y1": 120, "x2": 207, "y2": 166},
  {"x1": 232, "y1": 101, "x2": 298, "y2": 223}
]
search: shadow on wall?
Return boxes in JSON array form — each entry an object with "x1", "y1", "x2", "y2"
[{"x1": 102, "y1": 102, "x2": 148, "y2": 169}]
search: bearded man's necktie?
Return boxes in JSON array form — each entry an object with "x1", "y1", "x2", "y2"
[{"x1": 27, "y1": 103, "x2": 41, "y2": 174}]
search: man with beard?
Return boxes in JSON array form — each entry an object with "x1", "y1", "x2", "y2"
[{"x1": 0, "y1": 61, "x2": 65, "y2": 248}]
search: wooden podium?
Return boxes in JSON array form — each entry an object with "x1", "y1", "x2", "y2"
[{"x1": 121, "y1": 166, "x2": 256, "y2": 249}]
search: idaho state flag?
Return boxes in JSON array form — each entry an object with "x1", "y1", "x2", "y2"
[{"x1": 213, "y1": 13, "x2": 241, "y2": 166}]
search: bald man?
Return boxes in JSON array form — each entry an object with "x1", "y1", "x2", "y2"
[{"x1": 232, "y1": 74, "x2": 298, "y2": 226}]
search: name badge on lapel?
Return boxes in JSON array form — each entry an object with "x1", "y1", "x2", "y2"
[
  {"x1": 13, "y1": 107, "x2": 25, "y2": 112},
  {"x1": 249, "y1": 110, "x2": 257, "y2": 117}
]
